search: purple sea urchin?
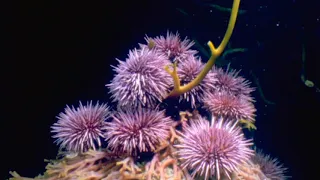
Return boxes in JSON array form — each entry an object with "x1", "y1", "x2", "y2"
[
  {"x1": 145, "y1": 31, "x2": 197, "y2": 62},
  {"x1": 213, "y1": 66, "x2": 254, "y2": 100},
  {"x1": 176, "y1": 116, "x2": 254, "y2": 180},
  {"x1": 51, "y1": 101, "x2": 110, "y2": 153},
  {"x1": 252, "y1": 150, "x2": 288, "y2": 180},
  {"x1": 107, "y1": 47, "x2": 172, "y2": 108},
  {"x1": 104, "y1": 108, "x2": 174, "y2": 156},
  {"x1": 203, "y1": 91, "x2": 256, "y2": 122}
]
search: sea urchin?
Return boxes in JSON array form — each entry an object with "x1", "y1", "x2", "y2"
[
  {"x1": 51, "y1": 101, "x2": 110, "y2": 153},
  {"x1": 107, "y1": 47, "x2": 172, "y2": 108},
  {"x1": 176, "y1": 116, "x2": 254, "y2": 180},
  {"x1": 104, "y1": 108, "x2": 174, "y2": 156}
]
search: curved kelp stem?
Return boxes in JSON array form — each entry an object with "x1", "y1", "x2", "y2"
[
  {"x1": 165, "y1": 0, "x2": 241, "y2": 98},
  {"x1": 250, "y1": 71, "x2": 276, "y2": 105},
  {"x1": 300, "y1": 44, "x2": 316, "y2": 88}
]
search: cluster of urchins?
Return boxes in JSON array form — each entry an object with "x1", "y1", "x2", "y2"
[{"x1": 50, "y1": 32, "x2": 288, "y2": 180}]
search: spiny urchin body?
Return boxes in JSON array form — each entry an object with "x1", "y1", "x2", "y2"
[
  {"x1": 176, "y1": 116, "x2": 254, "y2": 180},
  {"x1": 107, "y1": 47, "x2": 172, "y2": 108},
  {"x1": 177, "y1": 56, "x2": 217, "y2": 108},
  {"x1": 213, "y1": 66, "x2": 254, "y2": 101},
  {"x1": 104, "y1": 108, "x2": 174, "y2": 156},
  {"x1": 203, "y1": 91, "x2": 256, "y2": 122},
  {"x1": 51, "y1": 101, "x2": 110, "y2": 153},
  {"x1": 145, "y1": 31, "x2": 197, "y2": 62},
  {"x1": 252, "y1": 150, "x2": 288, "y2": 180}
]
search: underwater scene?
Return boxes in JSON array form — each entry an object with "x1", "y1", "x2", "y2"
[{"x1": 3, "y1": 0, "x2": 319, "y2": 179}]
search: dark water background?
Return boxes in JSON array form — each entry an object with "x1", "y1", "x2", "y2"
[{"x1": 2, "y1": 0, "x2": 319, "y2": 179}]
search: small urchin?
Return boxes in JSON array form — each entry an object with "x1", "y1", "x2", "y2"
[
  {"x1": 51, "y1": 101, "x2": 110, "y2": 153},
  {"x1": 107, "y1": 46, "x2": 172, "y2": 108},
  {"x1": 203, "y1": 91, "x2": 256, "y2": 122},
  {"x1": 212, "y1": 66, "x2": 254, "y2": 100},
  {"x1": 104, "y1": 108, "x2": 174, "y2": 156},
  {"x1": 252, "y1": 149, "x2": 289, "y2": 180},
  {"x1": 145, "y1": 31, "x2": 197, "y2": 62},
  {"x1": 177, "y1": 55, "x2": 217, "y2": 108},
  {"x1": 175, "y1": 116, "x2": 254, "y2": 180}
]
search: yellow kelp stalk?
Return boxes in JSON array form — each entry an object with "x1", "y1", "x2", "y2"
[{"x1": 165, "y1": 0, "x2": 241, "y2": 98}]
